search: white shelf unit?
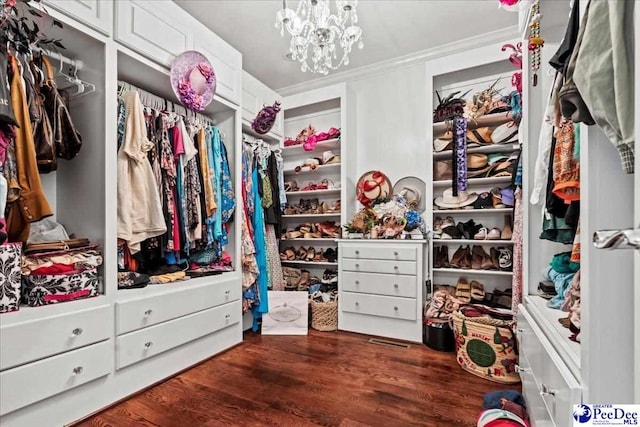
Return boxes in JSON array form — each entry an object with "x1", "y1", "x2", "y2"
[
  {"x1": 279, "y1": 84, "x2": 349, "y2": 280},
  {"x1": 426, "y1": 42, "x2": 521, "y2": 297}
]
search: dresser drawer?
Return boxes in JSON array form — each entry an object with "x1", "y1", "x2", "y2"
[
  {"x1": 341, "y1": 259, "x2": 416, "y2": 276},
  {"x1": 518, "y1": 305, "x2": 581, "y2": 427},
  {"x1": 341, "y1": 292, "x2": 416, "y2": 321},
  {"x1": 341, "y1": 245, "x2": 417, "y2": 261},
  {"x1": 0, "y1": 304, "x2": 110, "y2": 371},
  {"x1": 116, "y1": 278, "x2": 241, "y2": 335},
  {"x1": 116, "y1": 300, "x2": 241, "y2": 369},
  {"x1": 0, "y1": 340, "x2": 111, "y2": 416},
  {"x1": 341, "y1": 271, "x2": 417, "y2": 298}
]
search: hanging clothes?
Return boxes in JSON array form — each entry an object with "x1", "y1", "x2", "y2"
[
  {"x1": 250, "y1": 165, "x2": 269, "y2": 331},
  {"x1": 5, "y1": 55, "x2": 53, "y2": 242},
  {"x1": 117, "y1": 90, "x2": 166, "y2": 254}
]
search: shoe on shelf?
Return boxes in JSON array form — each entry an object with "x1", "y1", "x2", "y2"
[
  {"x1": 442, "y1": 225, "x2": 462, "y2": 240},
  {"x1": 501, "y1": 215, "x2": 513, "y2": 240},
  {"x1": 498, "y1": 247, "x2": 513, "y2": 271},
  {"x1": 434, "y1": 216, "x2": 444, "y2": 237},
  {"x1": 487, "y1": 228, "x2": 502, "y2": 240},
  {"x1": 450, "y1": 245, "x2": 471, "y2": 269},
  {"x1": 324, "y1": 248, "x2": 337, "y2": 262},
  {"x1": 471, "y1": 245, "x2": 491, "y2": 270},
  {"x1": 470, "y1": 280, "x2": 485, "y2": 302},
  {"x1": 474, "y1": 227, "x2": 489, "y2": 240},
  {"x1": 455, "y1": 278, "x2": 471, "y2": 303},
  {"x1": 434, "y1": 246, "x2": 449, "y2": 268}
]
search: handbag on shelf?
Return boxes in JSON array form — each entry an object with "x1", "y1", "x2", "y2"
[
  {"x1": 40, "y1": 56, "x2": 83, "y2": 160},
  {"x1": 24, "y1": 238, "x2": 92, "y2": 255}
]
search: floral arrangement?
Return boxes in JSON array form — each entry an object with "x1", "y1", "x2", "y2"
[{"x1": 344, "y1": 193, "x2": 426, "y2": 239}]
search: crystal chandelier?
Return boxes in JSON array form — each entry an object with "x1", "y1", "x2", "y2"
[{"x1": 275, "y1": 0, "x2": 363, "y2": 75}]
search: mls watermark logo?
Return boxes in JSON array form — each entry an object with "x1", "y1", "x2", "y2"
[{"x1": 573, "y1": 405, "x2": 640, "y2": 426}]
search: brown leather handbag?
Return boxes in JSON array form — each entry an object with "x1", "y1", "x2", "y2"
[
  {"x1": 40, "y1": 56, "x2": 82, "y2": 160},
  {"x1": 28, "y1": 56, "x2": 57, "y2": 173}
]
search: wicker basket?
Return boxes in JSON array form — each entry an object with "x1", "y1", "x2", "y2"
[
  {"x1": 450, "y1": 309, "x2": 520, "y2": 384},
  {"x1": 310, "y1": 299, "x2": 338, "y2": 331}
]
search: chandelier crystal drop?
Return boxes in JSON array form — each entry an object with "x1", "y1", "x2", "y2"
[{"x1": 275, "y1": 0, "x2": 364, "y2": 75}]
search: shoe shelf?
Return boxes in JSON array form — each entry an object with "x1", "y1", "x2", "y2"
[
  {"x1": 283, "y1": 163, "x2": 341, "y2": 175},
  {"x1": 281, "y1": 138, "x2": 341, "y2": 154},
  {"x1": 433, "y1": 176, "x2": 513, "y2": 188},
  {"x1": 433, "y1": 208, "x2": 513, "y2": 214},
  {"x1": 282, "y1": 213, "x2": 341, "y2": 219},
  {"x1": 432, "y1": 268, "x2": 513, "y2": 276},
  {"x1": 280, "y1": 260, "x2": 338, "y2": 267},
  {"x1": 433, "y1": 142, "x2": 521, "y2": 160},
  {"x1": 285, "y1": 188, "x2": 341, "y2": 197},
  {"x1": 433, "y1": 239, "x2": 513, "y2": 245},
  {"x1": 432, "y1": 112, "x2": 513, "y2": 138},
  {"x1": 280, "y1": 238, "x2": 338, "y2": 242}
]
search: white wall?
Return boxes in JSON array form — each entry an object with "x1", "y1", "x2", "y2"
[{"x1": 349, "y1": 64, "x2": 428, "y2": 186}]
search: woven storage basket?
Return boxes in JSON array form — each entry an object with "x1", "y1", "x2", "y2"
[
  {"x1": 310, "y1": 299, "x2": 338, "y2": 331},
  {"x1": 450, "y1": 309, "x2": 520, "y2": 384}
]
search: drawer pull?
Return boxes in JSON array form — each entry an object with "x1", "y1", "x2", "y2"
[
  {"x1": 355, "y1": 250, "x2": 360, "y2": 255},
  {"x1": 515, "y1": 364, "x2": 529, "y2": 374},
  {"x1": 393, "y1": 251, "x2": 399, "y2": 256},
  {"x1": 72, "y1": 366, "x2": 83, "y2": 376},
  {"x1": 224, "y1": 290, "x2": 230, "y2": 296},
  {"x1": 144, "y1": 309, "x2": 153, "y2": 317},
  {"x1": 393, "y1": 284, "x2": 399, "y2": 289},
  {"x1": 71, "y1": 328, "x2": 83, "y2": 337},
  {"x1": 225, "y1": 314, "x2": 231, "y2": 320},
  {"x1": 355, "y1": 264, "x2": 360, "y2": 268},
  {"x1": 517, "y1": 328, "x2": 524, "y2": 333},
  {"x1": 393, "y1": 306, "x2": 398, "y2": 311},
  {"x1": 355, "y1": 280, "x2": 360, "y2": 285},
  {"x1": 355, "y1": 302, "x2": 359, "y2": 306},
  {"x1": 144, "y1": 341, "x2": 153, "y2": 349},
  {"x1": 540, "y1": 383, "x2": 556, "y2": 397},
  {"x1": 393, "y1": 266, "x2": 399, "y2": 271}
]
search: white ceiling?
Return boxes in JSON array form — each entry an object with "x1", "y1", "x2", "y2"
[{"x1": 174, "y1": 0, "x2": 517, "y2": 91}]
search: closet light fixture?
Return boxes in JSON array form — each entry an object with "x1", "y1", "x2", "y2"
[{"x1": 275, "y1": 0, "x2": 363, "y2": 75}]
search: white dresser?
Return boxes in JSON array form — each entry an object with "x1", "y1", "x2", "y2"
[{"x1": 338, "y1": 240, "x2": 426, "y2": 343}]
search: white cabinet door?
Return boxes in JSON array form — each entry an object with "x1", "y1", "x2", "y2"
[
  {"x1": 114, "y1": 0, "x2": 193, "y2": 67},
  {"x1": 193, "y1": 26, "x2": 242, "y2": 106},
  {"x1": 43, "y1": 0, "x2": 112, "y2": 35}
]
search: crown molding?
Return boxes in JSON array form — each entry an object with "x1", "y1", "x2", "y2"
[{"x1": 276, "y1": 25, "x2": 520, "y2": 96}]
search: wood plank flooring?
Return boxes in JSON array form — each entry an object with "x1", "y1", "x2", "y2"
[{"x1": 79, "y1": 330, "x2": 520, "y2": 427}]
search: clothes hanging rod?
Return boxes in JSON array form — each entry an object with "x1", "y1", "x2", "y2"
[
  {"x1": 433, "y1": 75, "x2": 513, "y2": 95},
  {"x1": 117, "y1": 80, "x2": 215, "y2": 127},
  {"x1": 31, "y1": 46, "x2": 83, "y2": 71}
]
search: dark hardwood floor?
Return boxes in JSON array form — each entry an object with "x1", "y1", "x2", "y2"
[{"x1": 79, "y1": 330, "x2": 520, "y2": 427}]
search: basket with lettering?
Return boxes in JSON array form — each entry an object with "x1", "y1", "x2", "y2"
[
  {"x1": 450, "y1": 306, "x2": 520, "y2": 384},
  {"x1": 310, "y1": 299, "x2": 338, "y2": 332}
]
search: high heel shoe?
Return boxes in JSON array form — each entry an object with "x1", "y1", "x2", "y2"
[{"x1": 501, "y1": 215, "x2": 513, "y2": 240}]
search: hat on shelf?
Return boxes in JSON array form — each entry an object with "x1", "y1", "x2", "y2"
[
  {"x1": 170, "y1": 51, "x2": 216, "y2": 112},
  {"x1": 467, "y1": 153, "x2": 491, "y2": 178},
  {"x1": 322, "y1": 150, "x2": 341, "y2": 165},
  {"x1": 487, "y1": 152, "x2": 519, "y2": 177},
  {"x1": 356, "y1": 170, "x2": 392, "y2": 207},
  {"x1": 467, "y1": 127, "x2": 493, "y2": 145},
  {"x1": 491, "y1": 122, "x2": 519, "y2": 144},
  {"x1": 393, "y1": 176, "x2": 426, "y2": 212},
  {"x1": 434, "y1": 138, "x2": 453, "y2": 152},
  {"x1": 252, "y1": 101, "x2": 281, "y2": 135},
  {"x1": 434, "y1": 189, "x2": 478, "y2": 209}
]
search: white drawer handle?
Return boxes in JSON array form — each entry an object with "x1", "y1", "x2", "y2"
[
  {"x1": 393, "y1": 266, "x2": 399, "y2": 271},
  {"x1": 224, "y1": 290, "x2": 230, "y2": 296},
  {"x1": 72, "y1": 366, "x2": 83, "y2": 376},
  {"x1": 517, "y1": 328, "x2": 524, "y2": 333},
  {"x1": 144, "y1": 309, "x2": 153, "y2": 317},
  {"x1": 355, "y1": 263, "x2": 360, "y2": 268},
  {"x1": 393, "y1": 284, "x2": 399, "y2": 289},
  {"x1": 355, "y1": 302, "x2": 359, "y2": 306},
  {"x1": 355, "y1": 250, "x2": 360, "y2": 255},
  {"x1": 355, "y1": 280, "x2": 359, "y2": 285},
  {"x1": 225, "y1": 314, "x2": 231, "y2": 320},
  {"x1": 393, "y1": 251, "x2": 399, "y2": 256},
  {"x1": 540, "y1": 383, "x2": 556, "y2": 397},
  {"x1": 144, "y1": 341, "x2": 153, "y2": 349},
  {"x1": 515, "y1": 364, "x2": 529, "y2": 374},
  {"x1": 71, "y1": 328, "x2": 83, "y2": 337},
  {"x1": 393, "y1": 306, "x2": 398, "y2": 311}
]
